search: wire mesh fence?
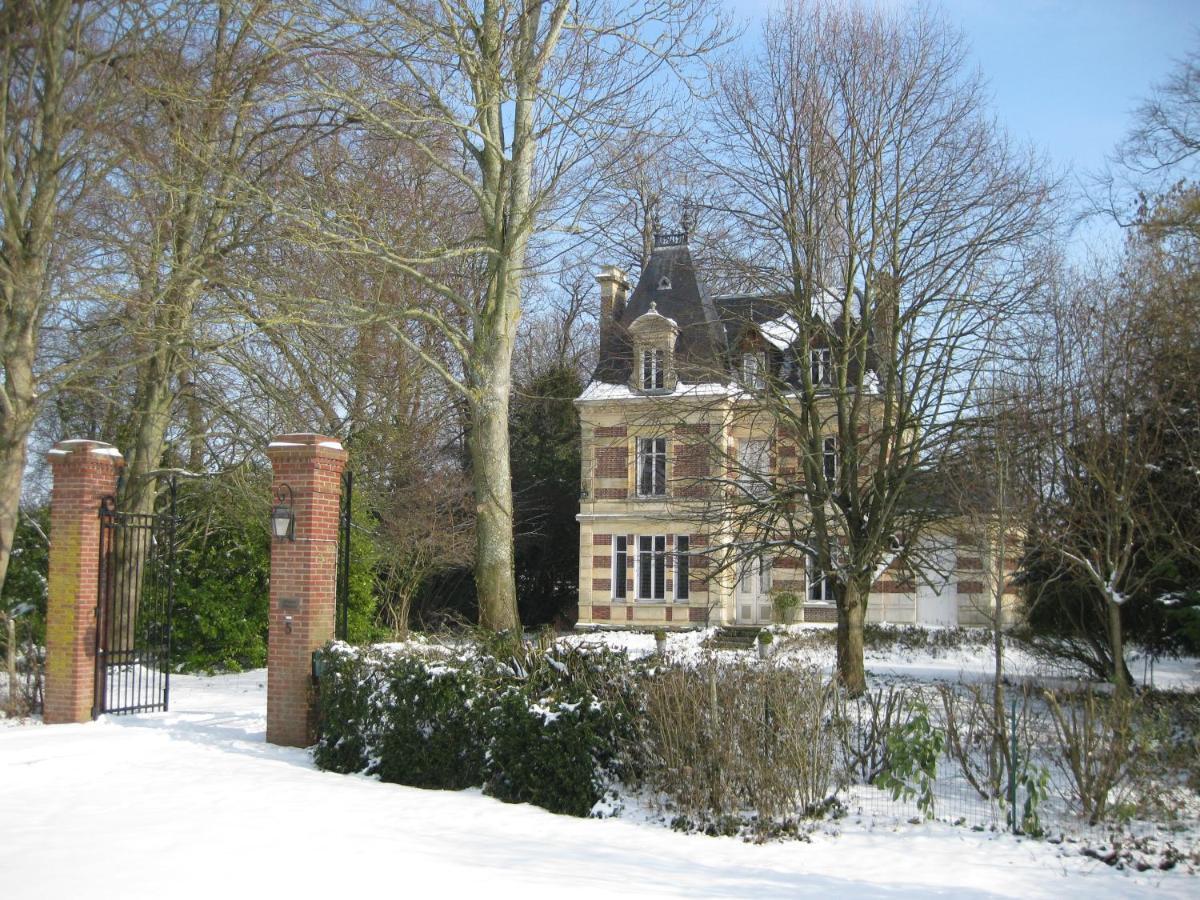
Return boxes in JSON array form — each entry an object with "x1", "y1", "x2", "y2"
[{"x1": 828, "y1": 681, "x2": 1066, "y2": 834}]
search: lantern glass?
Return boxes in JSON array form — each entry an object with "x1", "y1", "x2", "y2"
[{"x1": 270, "y1": 503, "x2": 294, "y2": 541}]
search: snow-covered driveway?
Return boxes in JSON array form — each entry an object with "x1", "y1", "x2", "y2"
[{"x1": 0, "y1": 670, "x2": 1190, "y2": 899}]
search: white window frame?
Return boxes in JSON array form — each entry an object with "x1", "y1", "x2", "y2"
[
  {"x1": 738, "y1": 439, "x2": 771, "y2": 497},
  {"x1": 823, "y1": 435, "x2": 839, "y2": 483},
  {"x1": 636, "y1": 437, "x2": 667, "y2": 497},
  {"x1": 675, "y1": 535, "x2": 690, "y2": 601},
  {"x1": 612, "y1": 535, "x2": 628, "y2": 600},
  {"x1": 806, "y1": 554, "x2": 830, "y2": 604},
  {"x1": 641, "y1": 348, "x2": 665, "y2": 391},
  {"x1": 810, "y1": 348, "x2": 831, "y2": 386},
  {"x1": 741, "y1": 351, "x2": 764, "y2": 389},
  {"x1": 636, "y1": 535, "x2": 667, "y2": 600}
]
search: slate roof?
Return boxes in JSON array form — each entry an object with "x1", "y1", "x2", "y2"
[
  {"x1": 593, "y1": 236, "x2": 728, "y2": 384},
  {"x1": 590, "y1": 233, "x2": 875, "y2": 387}
]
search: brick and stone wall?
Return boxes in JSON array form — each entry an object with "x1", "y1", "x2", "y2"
[
  {"x1": 265, "y1": 434, "x2": 348, "y2": 747},
  {"x1": 43, "y1": 440, "x2": 124, "y2": 724}
]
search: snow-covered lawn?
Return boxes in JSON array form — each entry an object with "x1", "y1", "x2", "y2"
[{"x1": 2, "y1": 652, "x2": 1196, "y2": 899}]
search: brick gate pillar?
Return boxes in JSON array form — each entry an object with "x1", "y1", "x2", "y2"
[
  {"x1": 265, "y1": 433, "x2": 347, "y2": 747},
  {"x1": 44, "y1": 439, "x2": 124, "y2": 724}
]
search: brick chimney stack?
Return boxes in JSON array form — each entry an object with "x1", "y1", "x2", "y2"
[{"x1": 596, "y1": 266, "x2": 630, "y2": 341}]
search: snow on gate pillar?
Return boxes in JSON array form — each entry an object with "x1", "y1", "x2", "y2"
[
  {"x1": 265, "y1": 433, "x2": 347, "y2": 747},
  {"x1": 44, "y1": 440, "x2": 124, "y2": 724}
]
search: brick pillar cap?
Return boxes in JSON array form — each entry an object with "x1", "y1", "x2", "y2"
[
  {"x1": 266, "y1": 433, "x2": 348, "y2": 460},
  {"x1": 46, "y1": 439, "x2": 124, "y2": 465}
]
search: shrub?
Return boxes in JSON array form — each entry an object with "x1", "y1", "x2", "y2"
[
  {"x1": 312, "y1": 644, "x2": 383, "y2": 774},
  {"x1": 375, "y1": 656, "x2": 489, "y2": 790},
  {"x1": 640, "y1": 658, "x2": 836, "y2": 834},
  {"x1": 874, "y1": 699, "x2": 944, "y2": 819},
  {"x1": 485, "y1": 688, "x2": 611, "y2": 816},
  {"x1": 771, "y1": 590, "x2": 800, "y2": 624},
  {"x1": 313, "y1": 638, "x2": 639, "y2": 818},
  {"x1": 1041, "y1": 688, "x2": 1170, "y2": 825},
  {"x1": 831, "y1": 683, "x2": 918, "y2": 785}
]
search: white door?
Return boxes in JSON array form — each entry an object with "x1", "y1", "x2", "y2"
[
  {"x1": 915, "y1": 547, "x2": 957, "y2": 625},
  {"x1": 736, "y1": 558, "x2": 773, "y2": 624}
]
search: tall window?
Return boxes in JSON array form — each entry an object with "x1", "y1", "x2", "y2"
[
  {"x1": 612, "y1": 536, "x2": 628, "y2": 600},
  {"x1": 741, "y1": 352, "x2": 764, "y2": 389},
  {"x1": 738, "y1": 439, "x2": 771, "y2": 497},
  {"x1": 637, "y1": 437, "x2": 667, "y2": 496},
  {"x1": 810, "y1": 348, "x2": 831, "y2": 386},
  {"x1": 823, "y1": 435, "x2": 839, "y2": 483},
  {"x1": 675, "y1": 536, "x2": 690, "y2": 601},
  {"x1": 638, "y1": 535, "x2": 666, "y2": 599},
  {"x1": 807, "y1": 554, "x2": 830, "y2": 604},
  {"x1": 642, "y1": 348, "x2": 665, "y2": 390}
]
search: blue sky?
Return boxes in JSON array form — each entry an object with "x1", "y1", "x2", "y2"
[{"x1": 734, "y1": 0, "x2": 1200, "y2": 248}]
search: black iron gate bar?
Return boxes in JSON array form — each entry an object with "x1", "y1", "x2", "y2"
[
  {"x1": 94, "y1": 478, "x2": 177, "y2": 717},
  {"x1": 336, "y1": 469, "x2": 353, "y2": 641}
]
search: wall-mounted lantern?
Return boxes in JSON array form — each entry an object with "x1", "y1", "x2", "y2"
[{"x1": 271, "y1": 484, "x2": 295, "y2": 542}]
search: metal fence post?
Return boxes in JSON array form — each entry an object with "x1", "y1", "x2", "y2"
[{"x1": 1009, "y1": 697, "x2": 1019, "y2": 833}]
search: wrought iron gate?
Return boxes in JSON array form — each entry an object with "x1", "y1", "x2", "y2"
[{"x1": 94, "y1": 480, "x2": 177, "y2": 716}]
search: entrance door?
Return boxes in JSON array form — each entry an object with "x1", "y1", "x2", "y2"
[
  {"x1": 915, "y1": 546, "x2": 957, "y2": 626},
  {"x1": 736, "y1": 558, "x2": 773, "y2": 625}
]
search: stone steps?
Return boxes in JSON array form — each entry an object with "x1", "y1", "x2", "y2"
[{"x1": 705, "y1": 625, "x2": 764, "y2": 651}]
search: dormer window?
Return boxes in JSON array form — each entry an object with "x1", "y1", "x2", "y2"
[
  {"x1": 642, "y1": 348, "x2": 665, "y2": 390},
  {"x1": 657, "y1": 276, "x2": 672, "y2": 291},
  {"x1": 810, "y1": 348, "x2": 831, "y2": 386},
  {"x1": 741, "y1": 352, "x2": 764, "y2": 389},
  {"x1": 629, "y1": 302, "x2": 679, "y2": 393}
]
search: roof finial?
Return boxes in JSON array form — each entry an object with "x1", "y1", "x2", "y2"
[
  {"x1": 649, "y1": 300, "x2": 658, "y2": 313},
  {"x1": 653, "y1": 207, "x2": 689, "y2": 248},
  {"x1": 681, "y1": 201, "x2": 696, "y2": 237}
]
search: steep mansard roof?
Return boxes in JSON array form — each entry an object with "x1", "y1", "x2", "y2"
[
  {"x1": 591, "y1": 234, "x2": 862, "y2": 387},
  {"x1": 593, "y1": 236, "x2": 728, "y2": 384}
]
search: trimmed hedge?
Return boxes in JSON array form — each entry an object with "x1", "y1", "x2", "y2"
[{"x1": 313, "y1": 638, "x2": 642, "y2": 817}]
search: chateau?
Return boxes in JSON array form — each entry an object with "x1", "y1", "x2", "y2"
[{"x1": 574, "y1": 229, "x2": 1016, "y2": 629}]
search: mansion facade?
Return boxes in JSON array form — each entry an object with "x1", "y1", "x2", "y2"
[{"x1": 574, "y1": 230, "x2": 1016, "y2": 629}]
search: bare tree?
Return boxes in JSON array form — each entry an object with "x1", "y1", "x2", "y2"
[
  {"x1": 695, "y1": 0, "x2": 1054, "y2": 692},
  {"x1": 97, "y1": 0, "x2": 345, "y2": 521},
  {"x1": 1022, "y1": 232, "x2": 1200, "y2": 693},
  {"x1": 0, "y1": 2, "x2": 141, "y2": 597},
  {"x1": 269, "y1": 0, "x2": 727, "y2": 629},
  {"x1": 1095, "y1": 39, "x2": 1200, "y2": 234}
]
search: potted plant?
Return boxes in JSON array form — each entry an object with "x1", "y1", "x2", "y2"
[
  {"x1": 653, "y1": 628, "x2": 667, "y2": 655},
  {"x1": 772, "y1": 589, "x2": 800, "y2": 625},
  {"x1": 756, "y1": 629, "x2": 773, "y2": 660}
]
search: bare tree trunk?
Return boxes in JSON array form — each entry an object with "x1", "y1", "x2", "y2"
[
  {"x1": 0, "y1": 268, "x2": 39, "y2": 594},
  {"x1": 1107, "y1": 597, "x2": 1130, "y2": 696},
  {"x1": 836, "y1": 577, "x2": 868, "y2": 695},
  {"x1": 4, "y1": 613, "x2": 16, "y2": 714},
  {"x1": 469, "y1": 281, "x2": 521, "y2": 632},
  {"x1": 0, "y1": 414, "x2": 33, "y2": 595}
]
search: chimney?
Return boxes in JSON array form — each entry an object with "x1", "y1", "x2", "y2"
[{"x1": 596, "y1": 266, "x2": 630, "y2": 340}]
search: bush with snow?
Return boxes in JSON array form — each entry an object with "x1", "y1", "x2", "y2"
[{"x1": 313, "y1": 637, "x2": 642, "y2": 817}]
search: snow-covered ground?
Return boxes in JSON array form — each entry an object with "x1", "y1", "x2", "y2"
[
  {"x1": 2, "y1": 643, "x2": 1197, "y2": 899},
  {"x1": 569, "y1": 624, "x2": 1200, "y2": 691}
]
